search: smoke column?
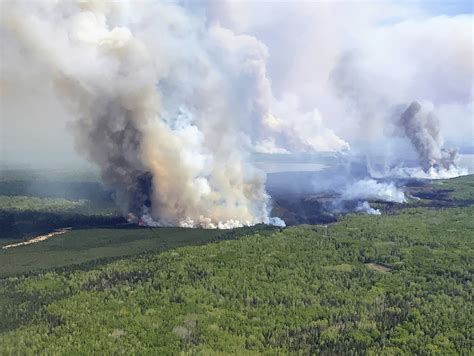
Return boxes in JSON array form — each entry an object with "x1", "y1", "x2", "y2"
[
  {"x1": 1, "y1": 1, "x2": 292, "y2": 228},
  {"x1": 398, "y1": 101, "x2": 459, "y2": 173},
  {"x1": 2, "y1": 1, "x2": 471, "y2": 223}
]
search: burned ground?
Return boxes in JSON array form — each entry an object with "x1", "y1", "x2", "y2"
[{"x1": 270, "y1": 174, "x2": 474, "y2": 225}]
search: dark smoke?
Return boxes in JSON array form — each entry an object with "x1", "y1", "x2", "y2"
[
  {"x1": 1, "y1": 1, "x2": 282, "y2": 228},
  {"x1": 398, "y1": 101, "x2": 458, "y2": 172},
  {"x1": 127, "y1": 172, "x2": 153, "y2": 216},
  {"x1": 72, "y1": 106, "x2": 151, "y2": 217}
]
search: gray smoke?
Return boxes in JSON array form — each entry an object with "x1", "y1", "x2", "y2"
[
  {"x1": 2, "y1": 1, "x2": 470, "y2": 225},
  {"x1": 71, "y1": 88, "x2": 155, "y2": 217},
  {"x1": 397, "y1": 101, "x2": 458, "y2": 172},
  {"x1": 1, "y1": 0, "x2": 289, "y2": 228}
]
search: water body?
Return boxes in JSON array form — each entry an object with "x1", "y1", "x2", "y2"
[
  {"x1": 258, "y1": 154, "x2": 474, "y2": 176},
  {"x1": 255, "y1": 162, "x2": 328, "y2": 174}
]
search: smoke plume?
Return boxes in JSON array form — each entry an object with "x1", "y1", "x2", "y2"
[
  {"x1": 356, "y1": 201, "x2": 381, "y2": 216},
  {"x1": 1, "y1": 1, "x2": 294, "y2": 228},
  {"x1": 343, "y1": 179, "x2": 406, "y2": 203},
  {"x1": 1, "y1": 1, "x2": 471, "y2": 226},
  {"x1": 397, "y1": 101, "x2": 457, "y2": 172}
]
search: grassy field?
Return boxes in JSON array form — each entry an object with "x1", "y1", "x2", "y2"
[{"x1": 0, "y1": 173, "x2": 472, "y2": 354}]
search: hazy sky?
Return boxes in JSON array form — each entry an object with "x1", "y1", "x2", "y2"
[{"x1": 1, "y1": 0, "x2": 473, "y2": 169}]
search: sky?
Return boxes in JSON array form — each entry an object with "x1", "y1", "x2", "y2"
[
  {"x1": 419, "y1": 0, "x2": 473, "y2": 15},
  {"x1": 0, "y1": 0, "x2": 473, "y2": 169}
]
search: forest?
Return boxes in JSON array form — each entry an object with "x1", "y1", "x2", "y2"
[
  {"x1": 0, "y1": 170, "x2": 123, "y2": 239},
  {"x1": 0, "y1": 173, "x2": 472, "y2": 354}
]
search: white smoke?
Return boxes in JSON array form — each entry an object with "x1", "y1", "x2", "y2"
[
  {"x1": 254, "y1": 138, "x2": 290, "y2": 155},
  {"x1": 1, "y1": 1, "x2": 471, "y2": 227},
  {"x1": 370, "y1": 165, "x2": 468, "y2": 180},
  {"x1": 203, "y1": 25, "x2": 349, "y2": 153},
  {"x1": 261, "y1": 94, "x2": 350, "y2": 152},
  {"x1": 356, "y1": 201, "x2": 381, "y2": 215},
  {"x1": 343, "y1": 179, "x2": 406, "y2": 203},
  {"x1": 1, "y1": 0, "x2": 295, "y2": 228},
  {"x1": 328, "y1": 13, "x2": 472, "y2": 180},
  {"x1": 268, "y1": 216, "x2": 286, "y2": 228},
  {"x1": 210, "y1": 2, "x2": 472, "y2": 145}
]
